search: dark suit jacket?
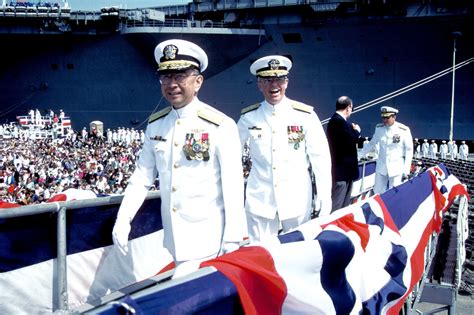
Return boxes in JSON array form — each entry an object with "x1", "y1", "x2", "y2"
[{"x1": 326, "y1": 113, "x2": 361, "y2": 182}]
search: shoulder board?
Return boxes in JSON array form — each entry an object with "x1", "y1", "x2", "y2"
[
  {"x1": 148, "y1": 106, "x2": 171, "y2": 124},
  {"x1": 397, "y1": 122, "x2": 408, "y2": 131},
  {"x1": 376, "y1": 123, "x2": 384, "y2": 127},
  {"x1": 292, "y1": 103, "x2": 313, "y2": 114},
  {"x1": 240, "y1": 103, "x2": 261, "y2": 115},
  {"x1": 197, "y1": 107, "x2": 225, "y2": 126}
]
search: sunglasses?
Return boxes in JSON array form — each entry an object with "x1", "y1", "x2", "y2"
[{"x1": 258, "y1": 76, "x2": 288, "y2": 84}]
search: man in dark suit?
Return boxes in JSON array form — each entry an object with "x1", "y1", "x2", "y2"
[{"x1": 326, "y1": 96, "x2": 361, "y2": 211}]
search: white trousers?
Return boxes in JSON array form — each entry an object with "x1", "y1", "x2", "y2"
[
  {"x1": 247, "y1": 211, "x2": 311, "y2": 243},
  {"x1": 373, "y1": 172, "x2": 403, "y2": 195},
  {"x1": 173, "y1": 253, "x2": 217, "y2": 279}
]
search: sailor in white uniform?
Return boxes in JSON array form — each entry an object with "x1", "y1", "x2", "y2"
[
  {"x1": 28, "y1": 109, "x2": 35, "y2": 124},
  {"x1": 421, "y1": 139, "x2": 429, "y2": 158},
  {"x1": 439, "y1": 140, "x2": 448, "y2": 159},
  {"x1": 238, "y1": 55, "x2": 332, "y2": 242},
  {"x1": 429, "y1": 140, "x2": 438, "y2": 159},
  {"x1": 448, "y1": 140, "x2": 458, "y2": 160},
  {"x1": 359, "y1": 106, "x2": 413, "y2": 194},
  {"x1": 459, "y1": 141, "x2": 469, "y2": 160},
  {"x1": 112, "y1": 39, "x2": 247, "y2": 278}
]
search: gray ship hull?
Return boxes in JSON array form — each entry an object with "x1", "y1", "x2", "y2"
[{"x1": 0, "y1": 6, "x2": 473, "y2": 140}]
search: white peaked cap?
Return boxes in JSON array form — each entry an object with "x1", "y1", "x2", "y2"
[
  {"x1": 154, "y1": 39, "x2": 208, "y2": 72},
  {"x1": 380, "y1": 106, "x2": 399, "y2": 117},
  {"x1": 250, "y1": 55, "x2": 292, "y2": 77}
]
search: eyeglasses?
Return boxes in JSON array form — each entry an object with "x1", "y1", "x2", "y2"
[
  {"x1": 159, "y1": 72, "x2": 199, "y2": 85},
  {"x1": 258, "y1": 76, "x2": 288, "y2": 84}
]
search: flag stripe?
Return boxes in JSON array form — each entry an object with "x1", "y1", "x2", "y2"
[
  {"x1": 201, "y1": 246, "x2": 287, "y2": 315},
  {"x1": 317, "y1": 230, "x2": 357, "y2": 314}
]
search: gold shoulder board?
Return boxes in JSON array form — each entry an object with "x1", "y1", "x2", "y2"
[
  {"x1": 148, "y1": 106, "x2": 172, "y2": 124},
  {"x1": 292, "y1": 103, "x2": 313, "y2": 114},
  {"x1": 376, "y1": 123, "x2": 384, "y2": 127},
  {"x1": 197, "y1": 107, "x2": 225, "y2": 126},
  {"x1": 240, "y1": 103, "x2": 261, "y2": 115},
  {"x1": 398, "y1": 123, "x2": 408, "y2": 131}
]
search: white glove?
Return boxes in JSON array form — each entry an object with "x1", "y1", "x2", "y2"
[
  {"x1": 112, "y1": 217, "x2": 131, "y2": 255},
  {"x1": 221, "y1": 242, "x2": 240, "y2": 255},
  {"x1": 316, "y1": 197, "x2": 332, "y2": 217}
]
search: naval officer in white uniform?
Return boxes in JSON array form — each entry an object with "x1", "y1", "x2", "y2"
[
  {"x1": 359, "y1": 106, "x2": 413, "y2": 194},
  {"x1": 238, "y1": 55, "x2": 332, "y2": 242},
  {"x1": 112, "y1": 39, "x2": 247, "y2": 278}
]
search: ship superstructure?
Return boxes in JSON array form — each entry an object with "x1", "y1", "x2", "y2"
[{"x1": 0, "y1": 0, "x2": 473, "y2": 139}]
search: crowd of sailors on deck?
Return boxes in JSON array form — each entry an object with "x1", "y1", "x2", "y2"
[
  {"x1": 361, "y1": 137, "x2": 470, "y2": 161},
  {"x1": 0, "y1": 126, "x2": 148, "y2": 205},
  {"x1": 412, "y1": 138, "x2": 470, "y2": 161}
]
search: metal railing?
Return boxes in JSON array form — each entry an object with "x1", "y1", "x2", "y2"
[
  {"x1": 0, "y1": 190, "x2": 161, "y2": 313},
  {"x1": 123, "y1": 18, "x2": 227, "y2": 29},
  {"x1": 407, "y1": 194, "x2": 468, "y2": 314}
]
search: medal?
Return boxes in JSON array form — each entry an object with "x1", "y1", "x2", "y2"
[
  {"x1": 183, "y1": 131, "x2": 210, "y2": 161},
  {"x1": 287, "y1": 125, "x2": 304, "y2": 150},
  {"x1": 393, "y1": 134, "x2": 400, "y2": 143}
]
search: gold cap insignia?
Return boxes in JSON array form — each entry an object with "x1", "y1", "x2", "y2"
[
  {"x1": 268, "y1": 59, "x2": 280, "y2": 70},
  {"x1": 163, "y1": 45, "x2": 178, "y2": 60}
]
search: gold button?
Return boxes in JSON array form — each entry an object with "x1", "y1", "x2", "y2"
[
  {"x1": 176, "y1": 120, "x2": 181, "y2": 125},
  {"x1": 272, "y1": 112, "x2": 276, "y2": 116},
  {"x1": 272, "y1": 149, "x2": 276, "y2": 152},
  {"x1": 172, "y1": 186, "x2": 177, "y2": 192},
  {"x1": 272, "y1": 166, "x2": 276, "y2": 170},
  {"x1": 172, "y1": 207, "x2": 177, "y2": 212},
  {"x1": 174, "y1": 162, "x2": 179, "y2": 168},
  {"x1": 274, "y1": 184, "x2": 278, "y2": 188},
  {"x1": 174, "y1": 141, "x2": 179, "y2": 146},
  {"x1": 272, "y1": 130, "x2": 276, "y2": 134}
]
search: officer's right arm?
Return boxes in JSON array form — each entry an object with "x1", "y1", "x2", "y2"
[
  {"x1": 359, "y1": 126, "x2": 383, "y2": 160},
  {"x1": 112, "y1": 128, "x2": 158, "y2": 255}
]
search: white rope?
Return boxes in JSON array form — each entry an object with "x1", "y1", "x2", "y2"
[{"x1": 321, "y1": 57, "x2": 474, "y2": 125}]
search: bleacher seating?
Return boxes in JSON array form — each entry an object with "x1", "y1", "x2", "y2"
[{"x1": 413, "y1": 156, "x2": 474, "y2": 297}]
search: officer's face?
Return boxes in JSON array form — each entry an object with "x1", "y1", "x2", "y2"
[
  {"x1": 160, "y1": 70, "x2": 203, "y2": 109},
  {"x1": 257, "y1": 76, "x2": 288, "y2": 105},
  {"x1": 382, "y1": 114, "x2": 395, "y2": 126}
]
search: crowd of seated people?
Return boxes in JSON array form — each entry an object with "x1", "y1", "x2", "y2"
[{"x1": 0, "y1": 126, "x2": 151, "y2": 206}]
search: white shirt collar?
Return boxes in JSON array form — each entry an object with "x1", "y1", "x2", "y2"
[
  {"x1": 262, "y1": 96, "x2": 291, "y2": 114},
  {"x1": 173, "y1": 97, "x2": 200, "y2": 119}
]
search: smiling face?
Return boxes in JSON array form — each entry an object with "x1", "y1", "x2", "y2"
[
  {"x1": 257, "y1": 76, "x2": 288, "y2": 105},
  {"x1": 160, "y1": 70, "x2": 203, "y2": 109}
]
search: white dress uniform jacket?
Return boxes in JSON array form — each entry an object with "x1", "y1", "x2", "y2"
[
  {"x1": 448, "y1": 142, "x2": 458, "y2": 159},
  {"x1": 429, "y1": 142, "x2": 438, "y2": 158},
  {"x1": 439, "y1": 143, "x2": 448, "y2": 159},
  {"x1": 421, "y1": 142, "x2": 429, "y2": 157},
  {"x1": 237, "y1": 97, "x2": 332, "y2": 220},
  {"x1": 460, "y1": 143, "x2": 469, "y2": 160},
  {"x1": 360, "y1": 121, "x2": 413, "y2": 177},
  {"x1": 119, "y1": 99, "x2": 247, "y2": 261}
]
